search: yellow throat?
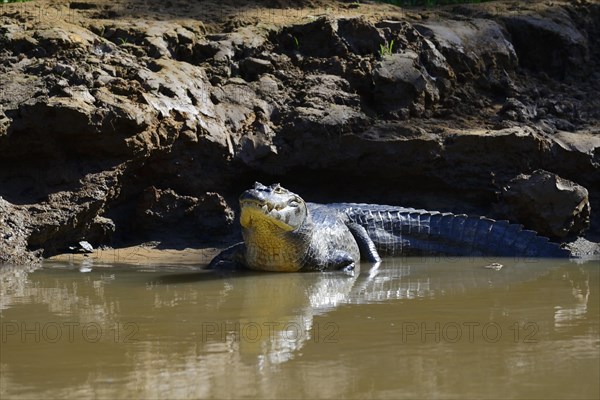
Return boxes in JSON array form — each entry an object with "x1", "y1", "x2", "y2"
[{"x1": 240, "y1": 206, "x2": 304, "y2": 272}]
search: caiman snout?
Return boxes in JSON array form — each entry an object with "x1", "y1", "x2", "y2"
[
  {"x1": 240, "y1": 182, "x2": 278, "y2": 202},
  {"x1": 238, "y1": 182, "x2": 308, "y2": 231}
]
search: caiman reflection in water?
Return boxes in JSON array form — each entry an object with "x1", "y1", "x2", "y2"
[{"x1": 0, "y1": 257, "x2": 598, "y2": 399}]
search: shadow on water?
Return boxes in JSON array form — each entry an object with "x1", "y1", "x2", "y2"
[
  {"x1": 152, "y1": 268, "x2": 268, "y2": 284},
  {"x1": 152, "y1": 256, "x2": 574, "y2": 293},
  {"x1": 151, "y1": 262, "x2": 360, "y2": 285}
]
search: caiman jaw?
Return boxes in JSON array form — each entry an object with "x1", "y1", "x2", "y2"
[
  {"x1": 237, "y1": 183, "x2": 310, "y2": 272},
  {"x1": 239, "y1": 199, "x2": 296, "y2": 231},
  {"x1": 238, "y1": 182, "x2": 308, "y2": 232}
]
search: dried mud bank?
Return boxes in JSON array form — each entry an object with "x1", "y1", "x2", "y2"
[{"x1": 1, "y1": 0, "x2": 599, "y2": 264}]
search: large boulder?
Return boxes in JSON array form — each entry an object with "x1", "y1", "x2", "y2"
[
  {"x1": 498, "y1": 170, "x2": 590, "y2": 238},
  {"x1": 372, "y1": 51, "x2": 439, "y2": 118},
  {"x1": 502, "y1": 9, "x2": 589, "y2": 79},
  {"x1": 415, "y1": 19, "x2": 517, "y2": 78}
]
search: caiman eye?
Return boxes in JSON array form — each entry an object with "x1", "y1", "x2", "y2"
[
  {"x1": 272, "y1": 184, "x2": 284, "y2": 194},
  {"x1": 288, "y1": 196, "x2": 302, "y2": 207}
]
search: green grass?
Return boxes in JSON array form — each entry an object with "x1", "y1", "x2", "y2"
[{"x1": 379, "y1": 40, "x2": 395, "y2": 57}]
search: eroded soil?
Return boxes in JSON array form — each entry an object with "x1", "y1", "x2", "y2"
[{"x1": 1, "y1": 0, "x2": 599, "y2": 263}]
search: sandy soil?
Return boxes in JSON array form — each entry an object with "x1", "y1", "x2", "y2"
[{"x1": 47, "y1": 244, "x2": 221, "y2": 266}]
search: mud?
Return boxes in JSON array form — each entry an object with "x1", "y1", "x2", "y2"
[{"x1": 1, "y1": 0, "x2": 599, "y2": 264}]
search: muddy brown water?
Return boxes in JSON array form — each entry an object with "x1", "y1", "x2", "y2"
[{"x1": 1, "y1": 256, "x2": 598, "y2": 399}]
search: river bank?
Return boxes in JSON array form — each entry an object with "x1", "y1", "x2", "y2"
[{"x1": 1, "y1": 0, "x2": 599, "y2": 264}]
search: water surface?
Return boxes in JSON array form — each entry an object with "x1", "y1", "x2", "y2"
[{"x1": 1, "y1": 257, "x2": 598, "y2": 399}]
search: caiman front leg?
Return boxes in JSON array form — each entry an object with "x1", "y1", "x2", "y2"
[
  {"x1": 324, "y1": 250, "x2": 357, "y2": 272},
  {"x1": 301, "y1": 248, "x2": 357, "y2": 272},
  {"x1": 347, "y1": 223, "x2": 382, "y2": 263},
  {"x1": 206, "y1": 242, "x2": 247, "y2": 270}
]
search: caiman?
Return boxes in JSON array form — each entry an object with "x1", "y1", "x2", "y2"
[{"x1": 208, "y1": 182, "x2": 571, "y2": 272}]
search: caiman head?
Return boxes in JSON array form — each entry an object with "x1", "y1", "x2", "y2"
[
  {"x1": 239, "y1": 182, "x2": 308, "y2": 232},
  {"x1": 239, "y1": 182, "x2": 309, "y2": 271}
]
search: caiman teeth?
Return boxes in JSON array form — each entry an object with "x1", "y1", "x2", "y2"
[{"x1": 243, "y1": 200, "x2": 281, "y2": 213}]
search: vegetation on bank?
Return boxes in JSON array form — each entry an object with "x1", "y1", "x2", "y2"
[{"x1": 379, "y1": 40, "x2": 395, "y2": 57}]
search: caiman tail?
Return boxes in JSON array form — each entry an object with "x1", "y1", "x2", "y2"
[{"x1": 337, "y1": 204, "x2": 570, "y2": 258}]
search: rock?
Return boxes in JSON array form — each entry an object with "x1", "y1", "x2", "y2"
[
  {"x1": 33, "y1": 26, "x2": 96, "y2": 55},
  {"x1": 484, "y1": 262, "x2": 503, "y2": 271},
  {"x1": 239, "y1": 57, "x2": 273, "y2": 81},
  {"x1": 443, "y1": 126, "x2": 545, "y2": 188},
  {"x1": 69, "y1": 240, "x2": 94, "y2": 253},
  {"x1": 502, "y1": 9, "x2": 589, "y2": 79},
  {"x1": 278, "y1": 17, "x2": 348, "y2": 57},
  {"x1": 213, "y1": 81, "x2": 259, "y2": 132},
  {"x1": 498, "y1": 98, "x2": 537, "y2": 122},
  {"x1": 88, "y1": 216, "x2": 116, "y2": 243},
  {"x1": 79, "y1": 241, "x2": 94, "y2": 252},
  {"x1": 415, "y1": 19, "x2": 517, "y2": 77},
  {"x1": 498, "y1": 170, "x2": 590, "y2": 238},
  {"x1": 4, "y1": 96, "x2": 137, "y2": 159},
  {"x1": 238, "y1": 130, "x2": 278, "y2": 166},
  {"x1": 135, "y1": 187, "x2": 200, "y2": 231},
  {"x1": 134, "y1": 187, "x2": 234, "y2": 239},
  {"x1": 302, "y1": 74, "x2": 360, "y2": 108},
  {"x1": 0, "y1": 197, "x2": 39, "y2": 264},
  {"x1": 0, "y1": 71, "x2": 45, "y2": 110},
  {"x1": 53, "y1": 62, "x2": 76, "y2": 76},
  {"x1": 419, "y1": 37, "x2": 455, "y2": 82},
  {"x1": 25, "y1": 170, "x2": 120, "y2": 257},
  {"x1": 337, "y1": 17, "x2": 386, "y2": 56},
  {"x1": 372, "y1": 51, "x2": 439, "y2": 117},
  {"x1": 193, "y1": 192, "x2": 235, "y2": 232}
]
